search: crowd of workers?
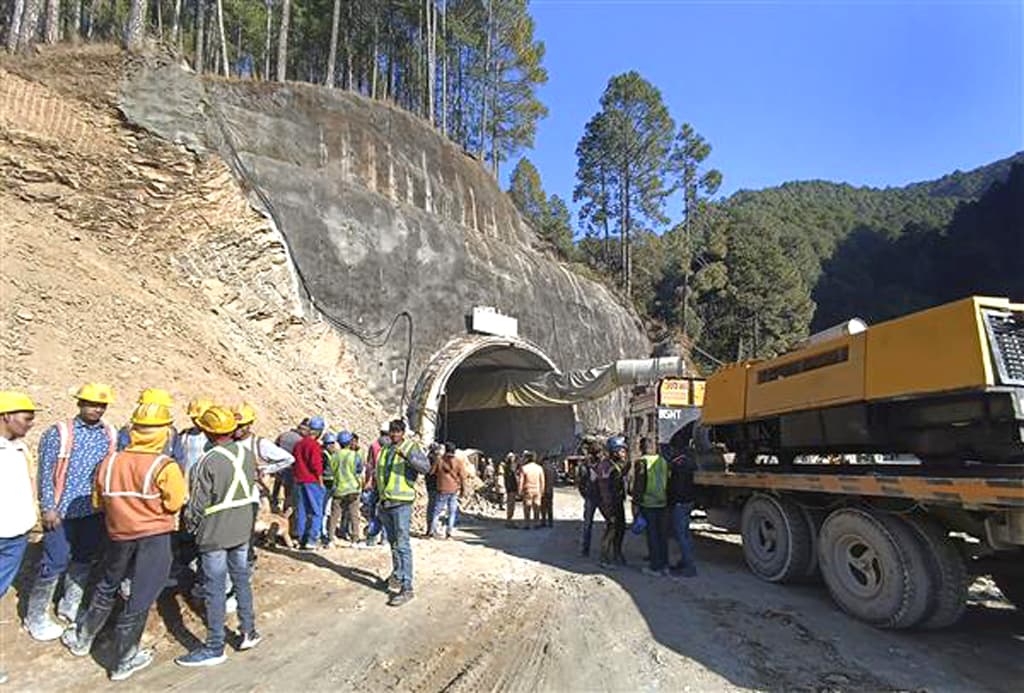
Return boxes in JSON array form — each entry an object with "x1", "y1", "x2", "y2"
[{"x1": 0, "y1": 383, "x2": 699, "y2": 685}]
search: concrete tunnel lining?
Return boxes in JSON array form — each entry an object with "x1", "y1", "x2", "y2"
[{"x1": 408, "y1": 335, "x2": 577, "y2": 458}]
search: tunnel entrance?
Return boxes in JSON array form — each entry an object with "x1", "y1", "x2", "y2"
[{"x1": 407, "y1": 336, "x2": 576, "y2": 459}]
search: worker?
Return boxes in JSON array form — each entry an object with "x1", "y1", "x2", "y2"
[
  {"x1": 596, "y1": 436, "x2": 629, "y2": 568},
  {"x1": 540, "y1": 453, "x2": 557, "y2": 528},
  {"x1": 25, "y1": 383, "x2": 116, "y2": 642},
  {"x1": 176, "y1": 406, "x2": 261, "y2": 667},
  {"x1": 632, "y1": 437, "x2": 669, "y2": 577},
  {"x1": 0, "y1": 392, "x2": 38, "y2": 686},
  {"x1": 577, "y1": 441, "x2": 601, "y2": 557},
  {"x1": 116, "y1": 389, "x2": 183, "y2": 460},
  {"x1": 271, "y1": 418, "x2": 309, "y2": 514},
  {"x1": 365, "y1": 421, "x2": 389, "y2": 490},
  {"x1": 517, "y1": 451, "x2": 545, "y2": 530},
  {"x1": 61, "y1": 401, "x2": 186, "y2": 681},
  {"x1": 326, "y1": 431, "x2": 364, "y2": 548},
  {"x1": 667, "y1": 443, "x2": 698, "y2": 577},
  {"x1": 291, "y1": 416, "x2": 326, "y2": 550},
  {"x1": 500, "y1": 452, "x2": 519, "y2": 528},
  {"x1": 425, "y1": 443, "x2": 441, "y2": 536},
  {"x1": 179, "y1": 398, "x2": 214, "y2": 475},
  {"x1": 232, "y1": 403, "x2": 295, "y2": 481},
  {"x1": 362, "y1": 425, "x2": 390, "y2": 548},
  {"x1": 376, "y1": 419, "x2": 429, "y2": 607},
  {"x1": 320, "y1": 432, "x2": 338, "y2": 544},
  {"x1": 431, "y1": 442, "x2": 466, "y2": 539}
]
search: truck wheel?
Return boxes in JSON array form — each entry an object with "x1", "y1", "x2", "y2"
[
  {"x1": 992, "y1": 572, "x2": 1024, "y2": 609},
  {"x1": 904, "y1": 515, "x2": 968, "y2": 628},
  {"x1": 740, "y1": 494, "x2": 813, "y2": 583},
  {"x1": 818, "y1": 508, "x2": 934, "y2": 629},
  {"x1": 800, "y1": 507, "x2": 826, "y2": 581}
]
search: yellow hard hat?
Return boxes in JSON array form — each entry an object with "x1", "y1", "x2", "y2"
[
  {"x1": 138, "y1": 388, "x2": 174, "y2": 407},
  {"x1": 73, "y1": 383, "x2": 115, "y2": 405},
  {"x1": 196, "y1": 406, "x2": 237, "y2": 435},
  {"x1": 0, "y1": 391, "x2": 37, "y2": 415},
  {"x1": 131, "y1": 402, "x2": 174, "y2": 426},
  {"x1": 234, "y1": 402, "x2": 257, "y2": 426},
  {"x1": 187, "y1": 397, "x2": 214, "y2": 420}
]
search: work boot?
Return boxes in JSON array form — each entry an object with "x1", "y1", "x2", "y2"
[
  {"x1": 108, "y1": 611, "x2": 153, "y2": 681},
  {"x1": 24, "y1": 577, "x2": 64, "y2": 641},
  {"x1": 61, "y1": 588, "x2": 116, "y2": 656},
  {"x1": 387, "y1": 589, "x2": 414, "y2": 607},
  {"x1": 57, "y1": 562, "x2": 91, "y2": 623},
  {"x1": 378, "y1": 573, "x2": 401, "y2": 592}
]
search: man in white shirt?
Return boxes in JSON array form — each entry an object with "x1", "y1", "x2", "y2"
[{"x1": 0, "y1": 391, "x2": 38, "y2": 685}]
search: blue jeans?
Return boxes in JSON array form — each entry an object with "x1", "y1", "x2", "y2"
[
  {"x1": 379, "y1": 502, "x2": 413, "y2": 590},
  {"x1": 293, "y1": 483, "x2": 325, "y2": 547},
  {"x1": 641, "y1": 506, "x2": 668, "y2": 571},
  {"x1": 580, "y1": 495, "x2": 597, "y2": 554},
  {"x1": 201, "y1": 544, "x2": 255, "y2": 651},
  {"x1": 38, "y1": 513, "x2": 104, "y2": 580},
  {"x1": 0, "y1": 534, "x2": 28, "y2": 597},
  {"x1": 431, "y1": 493, "x2": 459, "y2": 536},
  {"x1": 670, "y1": 501, "x2": 697, "y2": 574}
]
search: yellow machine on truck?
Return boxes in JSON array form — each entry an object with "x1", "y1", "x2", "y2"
[{"x1": 644, "y1": 296, "x2": 1024, "y2": 629}]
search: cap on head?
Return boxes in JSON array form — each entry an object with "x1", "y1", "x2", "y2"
[
  {"x1": 309, "y1": 415, "x2": 326, "y2": 431},
  {"x1": 187, "y1": 397, "x2": 214, "y2": 420},
  {"x1": 131, "y1": 402, "x2": 174, "y2": 426},
  {"x1": 196, "y1": 406, "x2": 238, "y2": 435},
  {"x1": 137, "y1": 388, "x2": 174, "y2": 407},
  {"x1": 234, "y1": 402, "x2": 257, "y2": 426},
  {"x1": 0, "y1": 391, "x2": 37, "y2": 415},
  {"x1": 338, "y1": 431, "x2": 353, "y2": 446},
  {"x1": 380, "y1": 420, "x2": 392, "y2": 434},
  {"x1": 443, "y1": 441, "x2": 457, "y2": 455},
  {"x1": 73, "y1": 383, "x2": 114, "y2": 405},
  {"x1": 388, "y1": 419, "x2": 406, "y2": 433},
  {"x1": 606, "y1": 435, "x2": 627, "y2": 453},
  {"x1": 322, "y1": 431, "x2": 337, "y2": 445}
]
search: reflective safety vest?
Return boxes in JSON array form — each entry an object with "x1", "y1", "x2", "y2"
[
  {"x1": 99, "y1": 451, "x2": 176, "y2": 540},
  {"x1": 640, "y1": 454, "x2": 668, "y2": 509},
  {"x1": 333, "y1": 449, "x2": 361, "y2": 497},
  {"x1": 55, "y1": 418, "x2": 116, "y2": 507},
  {"x1": 376, "y1": 439, "x2": 418, "y2": 503},
  {"x1": 203, "y1": 446, "x2": 260, "y2": 516}
]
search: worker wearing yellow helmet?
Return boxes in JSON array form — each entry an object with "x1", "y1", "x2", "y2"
[
  {"x1": 179, "y1": 406, "x2": 262, "y2": 666},
  {"x1": 232, "y1": 402, "x2": 295, "y2": 483},
  {"x1": 24, "y1": 383, "x2": 117, "y2": 643},
  {"x1": 116, "y1": 389, "x2": 183, "y2": 461},
  {"x1": 0, "y1": 392, "x2": 38, "y2": 685},
  {"x1": 179, "y1": 397, "x2": 214, "y2": 476},
  {"x1": 61, "y1": 401, "x2": 186, "y2": 681}
]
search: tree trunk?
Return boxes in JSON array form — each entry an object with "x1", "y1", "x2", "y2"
[
  {"x1": 275, "y1": 0, "x2": 289, "y2": 81},
  {"x1": 216, "y1": 0, "x2": 228, "y2": 76},
  {"x1": 263, "y1": 0, "x2": 271, "y2": 80},
  {"x1": 171, "y1": 0, "x2": 181, "y2": 47},
  {"x1": 325, "y1": 0, "x2": 339, "y2": 86},
  {"x1": 477, "y1": 0, "x2": 492, "y2": 159},
  {"x1": 440, "y1": 0, "x2": 447, "y2": 136},
  {"x1": 124, "y1": 0, "x2": 145, "y2": 48},
  {"x1": 344, "y1": 2, "x2": 352, "y2": 90},
  {"x1": 44, "y1": 0, "x2": 58, "y2": 43},
  {"x1": 370, "y1": 12, "x2": 378, "y2": 98},
  {"x1": 17, "y1": 0, "x2": 42, "y2": 51},
  {"x1": 6, "y1": 0, "x2": 25, "y2": 52},
  {"x1": 85, "y1": 0, "x2": 98, "y2": 39},
  {"x1": 155, "y1": 0, "x2": 162, "y2": 39},
  {"x1": 69, "y1": 0, "x2": 81, "y2": 42},
  {"x1": 194, "y1": 0, "x2": 205, "y2": 73}
]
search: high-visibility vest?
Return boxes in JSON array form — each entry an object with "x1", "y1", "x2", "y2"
[
  {"x1": 376, "y1": 439, "x2": 418, "y2": 503},
  {"x1": 203, "y1": 446, "x2": 259, "y2": 516},
  {"x1": 640, "y1": 454, "x2": 668, "y2": 508},
  {"x1": 55, "y1": 418, "x2": 116, "y2": 507},
  {"x1": 99, "y1": 451, "x2": 176, "y2": 540},
  {"x1": 333, "y1": 449, "x2": 361, "y2": 497}
]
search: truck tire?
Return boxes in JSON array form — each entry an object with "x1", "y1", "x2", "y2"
[
  {"x1": 904, "y1": 515, "x2": 968, "y2": 628},
  {"x1": 818, "y1": 508, "x2": 933, "y2": 629},
  {"x1": 992, "y1": 572, "x2": 1024, "y2": 609},
  {"x1": 800, "y1": 507, "x2": 826, "y2": 581},
  {"x1": 740, "y1": 494, "x2": 813, "y2": 583}
]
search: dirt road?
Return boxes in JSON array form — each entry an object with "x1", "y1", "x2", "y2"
[{"x1": 3, "y1": 487, "x2": 1021, "y2": 691}]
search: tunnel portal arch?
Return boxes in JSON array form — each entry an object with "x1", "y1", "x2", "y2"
[{"x1": 407, "y1": 335, "x2": 576, "y2": 458}]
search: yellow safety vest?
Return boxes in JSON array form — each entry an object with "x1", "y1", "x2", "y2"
[
  {"x1": 377, "y1": 439, "x2": 417, "y2": 503},
  {"x1": 640, "y1": 454, "x2": 667, "y2": 508},
  {"x1": 203, "y1": 446, "x2": 259, "y2": 516},
  {"x1": 333, "y1": 449, "x2": 361, "y2": 497}
]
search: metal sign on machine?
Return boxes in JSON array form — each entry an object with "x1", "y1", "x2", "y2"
[
  {"x1": 658, "y1": 377, "x2": 706, "y2": 407},
  {"x1": 470, "y1": 306, "x2": 519, "y2": 338}
]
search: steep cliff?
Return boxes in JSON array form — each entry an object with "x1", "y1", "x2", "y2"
[{"x1": 119, "y1": 57, "x2": 649, "y2": 431}]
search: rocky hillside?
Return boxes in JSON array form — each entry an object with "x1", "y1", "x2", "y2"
[{"x1": 0, "y1": 45, "x2": 389, "y2": 443}]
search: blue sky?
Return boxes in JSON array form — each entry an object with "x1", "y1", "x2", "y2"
[{"x1": 508, "y1": 0, "x2": 1023, "y2": 226}]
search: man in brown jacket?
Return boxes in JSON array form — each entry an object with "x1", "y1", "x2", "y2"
[{"x1": 431, "y1": 442, "x2": 465, "y2": 539}]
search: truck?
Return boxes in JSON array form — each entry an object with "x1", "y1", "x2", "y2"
[{"x1": 629, "y1": 296, "x2": 1024, "y2": 629}]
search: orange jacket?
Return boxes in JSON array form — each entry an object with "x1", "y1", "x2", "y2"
[{"x1": 94, "y1": 450, "x2": 186, "y2": 541}]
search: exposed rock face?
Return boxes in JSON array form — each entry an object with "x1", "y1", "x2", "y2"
[{"x1": 120, "y1": 59, "x2": 649, "y2": 430}]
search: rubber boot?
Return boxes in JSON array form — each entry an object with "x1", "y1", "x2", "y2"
[
  {"x1": 61, "y1": 588, "x2": 116, "y2": 656},
  {"x1": 24, "y1": 577, "x2": 64, "y2": 641},
  {"x1": 57, "y1": 562, "x2": 91, "y2": 623},
  {"x1": 109, "y1": 611, "x2": 153, "y2": 682}
]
